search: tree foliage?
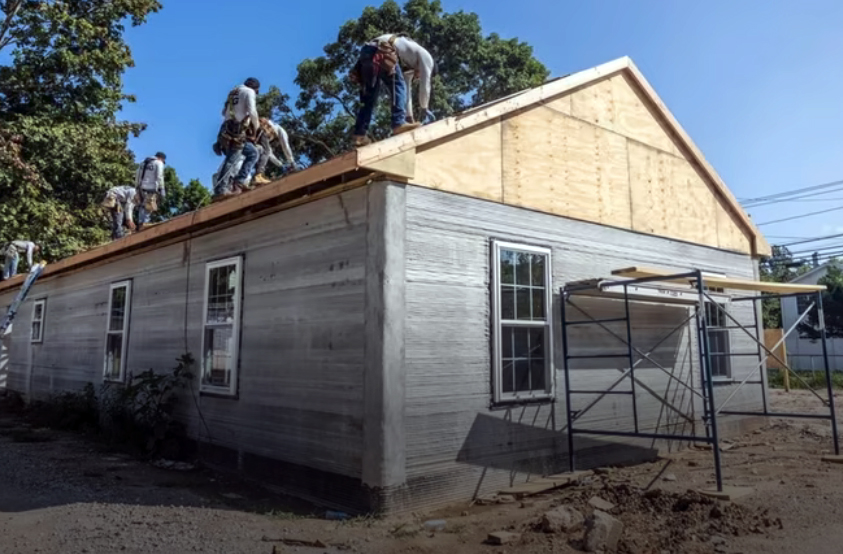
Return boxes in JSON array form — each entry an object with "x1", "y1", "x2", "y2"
[
  {"x1": 258, "y1": 0, "x2": 549, "y2": 164},
  {"x1": 152, "y1": 168, "x2": 211, "y2": 223},
  {"x1": 798, "y1": 262, "x2": 843, "y2": 340},
  {"x1": 0, "y1": 0, "x2": 161, "y2": 261}
]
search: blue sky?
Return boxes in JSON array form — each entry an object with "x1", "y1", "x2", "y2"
[{"x1": 119, "y1": 0, "x2": 843, "y2": 255}]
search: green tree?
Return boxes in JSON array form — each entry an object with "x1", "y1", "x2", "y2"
[
  {"x1": 759, "y1": 245, "x2": 811, "y2": 328},
  {"x1": 259, "y1": 0, "x2": 549, "y2": 164},
  {"x1": 151, "y1": 168, "x2": 211, "y2": 223},
  {"x1": 0, "y1": 0, "x2": 161, "y2": 261},
  {"x1": 798, "y1": 262, "x2": 843, "y2": 340}
]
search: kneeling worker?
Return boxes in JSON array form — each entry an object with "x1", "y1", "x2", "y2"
[
  {"x1": 253, "y1": 117, "x2": 300, "y2": 185},
  {"x1": 102, "y1": 185, "x2": 139, "y2": 240}
]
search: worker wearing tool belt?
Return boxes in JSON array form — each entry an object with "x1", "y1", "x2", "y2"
[
  {"x1": 214, "y1": 78, "x2": 261, "y2": 197},
  {"x1": 2, "y1": 240, "x2": 39, "y2": 280},
  {"x1": 135, "y1": 152, "x2": 167, "y2": 229},
  {"x1": 101, "y1": 185, "x2": 139, "y2": 240},
  {"x1": 370, "y1": 33, "x2": 437, "y2": 125},
  {"x1": 350, "y1": 35, "x2": 420, "y2": 147}
]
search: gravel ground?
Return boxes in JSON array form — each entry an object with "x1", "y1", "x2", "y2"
[{"x1": 1, "y1": 389, "x2": 843, "y2": 553}]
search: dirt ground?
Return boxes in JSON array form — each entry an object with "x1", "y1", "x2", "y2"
[{"x1": 1, "y1": 389, "x2": 843, "y2": 554}]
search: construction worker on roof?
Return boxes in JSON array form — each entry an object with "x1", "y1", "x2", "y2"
[
  {"x1": 2, "y1": 240, "x2": 40, "y2": 280},
  {"x1": 253, "y1": 117, "x2": 301, "y2": 186},
  {"x1": 214, "y1": 78, "x2": 261, "y2": 197},
  {"x1": 135, "y1": 152, "x2": 167, "y2": 229},
  {"x1": 350, "y1": 35, "x2": 421, "y2": 147},
  {"x1": 101, "y1": 185, "x2": 139, "y2": 240},
  {"x1": 370, "y1": 33, "x2": 437, "y2": 125}
]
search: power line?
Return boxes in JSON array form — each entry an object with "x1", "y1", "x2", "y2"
[
  {"x1": 780, "y1": 232, "x2": 843, "y2": 247},
  {"x1": 789, "y1": 243, "x2": 843, "y2": 256},
  {"x1": 744, "y1": 186, "x2": 843, "y2": 208},
  {"x1": 740, "y1": 178, "x2": 843, "y2": 207},
  {"x1": 756, "y1": 205, "x2": 843, "y2": 226}
]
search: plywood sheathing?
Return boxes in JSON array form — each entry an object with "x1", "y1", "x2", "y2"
[{"x1": 357, "y1": 56, "x2": 770, "y2": 257}]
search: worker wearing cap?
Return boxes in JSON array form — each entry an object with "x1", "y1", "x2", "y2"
[
  {"x1": 135, "y1": 151, "x2": 167, "y2": 229},
  {"x1": 371, "y1": 34, "x2": 437, "y2": 125},
  {"x1": 2, "y1": 240, "x2": 39, "y2": 280},
  {"x1": 215, "y1": 78, "x2": 261, "y2": 197},
  {"x1": 253, "y1": 118, "x2": 300, "y2": 185},
  {"x1": 101, "y1": 185, "x2": 139, "y2": 240}
]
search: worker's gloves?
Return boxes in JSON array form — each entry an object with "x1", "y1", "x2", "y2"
[{"x1": 422, "y1": 109, "x2": 436, "y2": 124}]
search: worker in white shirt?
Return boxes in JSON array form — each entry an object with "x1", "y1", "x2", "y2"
[
  {"x1": 214, "y1": 77, "x2": 261, "y2": 197},
  {"x1": 101, "y1": 185, "x2": 139, "y2": 240},
  {"x1": 371, "y1": 34, "x2": 437, "y2": 124},
  {"x1": 135, "y1": 152, "x2": 167, "y2": 229},
  {"x1": 253, "y1": 118, "x2": 300, "y2": 185},
  {"x1": 2, "y1": 240, "x2": 39, "y2": 280}
]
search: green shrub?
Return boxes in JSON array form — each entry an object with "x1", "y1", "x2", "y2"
[
  {"x1": 768, "y1": 368, "x2": 843, "y2": 390},
  {"x1": 100, "y1": 353, "x2": 194, "y2": 457},
  {"x1": 26, "y1": 382, "x2": 99, "y2": 432}
]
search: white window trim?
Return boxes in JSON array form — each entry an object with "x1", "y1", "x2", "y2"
[
  {"x1": 103, "y1": 280, "x2": 132, "y2": 382},
  {"x1": 704, "y1": 297, "x2": 732, "y2": 382},
  {"x1": 200, "y1": 256, "x2": 243, "y2": 396},
  {"x1": 30, "y1": 299, "x2": 46, "y2": 343},
  {"x1": 491, "y1": 240, "x2": 554, "y2": 404}
]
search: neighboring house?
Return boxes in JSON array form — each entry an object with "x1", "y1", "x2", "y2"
[
  {"x1": 782, "y1": 261, "x2": 843, "y2": 370},
  {"x1": 0, "y1": 57, "x2": 771, "y2": 514}
]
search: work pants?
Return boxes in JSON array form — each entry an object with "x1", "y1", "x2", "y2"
[{"x1": 353, "y1": 44, "x2": 407, "y2": 136}]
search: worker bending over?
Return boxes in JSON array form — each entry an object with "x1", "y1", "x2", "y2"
[
  {"x1": 371, "y1": 34, "x2": 436, "y2": 124},
  {"x1": 2, "y1": 240, "x2": 39, "y2": 280},
  {"x1": 351, "y1": 36, "x2": 420, "y2": 147},
  {"x1": 214, "y1": 78, "x2": 261, "y2": 197},
  {"x1": 253, "y1": 118, "x2": 300, "y2": 186},
  {"x1": 102, "y1": 185, "x2": 139, "y2": 240},
  {"x1": 135, "y1": 152, "x2": 167, "y2": 229}
]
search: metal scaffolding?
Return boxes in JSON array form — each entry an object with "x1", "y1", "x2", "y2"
[{"x1": 560, "y1": 268, "x2": 840, "y2": 492}]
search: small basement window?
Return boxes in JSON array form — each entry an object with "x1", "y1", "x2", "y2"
[
  {"x1": 201, "y1": 256, "x2": 243, "y2": 396},
  {"x1": 491, "y1": 241, "x2": 553, "y2": 403},
  {"x1": 104, "y1": 281, "x2": 132, "y2": 382},
  {"x1": 30, "y1": 299, "x2": 45, "y2": 343},
  {"x1": 704, "y1": 300, "x2": 731, "y2": 380}
]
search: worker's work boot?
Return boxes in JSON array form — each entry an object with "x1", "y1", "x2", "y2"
[
  {"x1": 393, "y1": 122, "x2": 421, "y2": 135},
  {"x1": 253, "y1": 174, "x2": 271, "y2": 186},
  {"x1": 353, "y1": 135, "x2": 371, "y2": 147}
]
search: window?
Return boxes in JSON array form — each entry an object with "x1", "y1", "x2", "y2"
[
  {"x1": 104, "y1": 281, "x2": 132, "y2": 381},
  {"x1": 30, "y1": 299, "x2": 45, "y2": 343},
  {"x1": 704, "y1": 301, "x2": 731, "y2": 380},
  {"x1": 201, "y1": 257, "x2": 243, "y2": 395},
  {"x1": 492, "y1": 241, "x2": 553, "y2": 403}
]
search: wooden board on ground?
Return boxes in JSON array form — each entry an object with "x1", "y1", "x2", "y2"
[{"x1": 498, "y1": 470, "x2": 594, "y2": 497}]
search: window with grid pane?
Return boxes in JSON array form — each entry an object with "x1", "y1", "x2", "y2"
[
  {"x1": 201, "y1": 257, "x2": 242, "y2": 395},
  {"x1": 492, "y1": 241, "x2": 553, "y2": 403},
  {"x1": 104, "y1": 281, "x2": 131, "y2": 381},
  {"x1": 704, "y1": 300, "x2": 731, "y2": 379},
  {"x1": 31, "y1": 299, "x2": 45, "y2": 343}
]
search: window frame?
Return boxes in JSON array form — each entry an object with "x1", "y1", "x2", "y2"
[
  {"x1": 491, "y1": 240, "x2": 554, "y2": 404},
  {"x1": 103, "y1": 280, "x2": 132, "y2": 382},
  {"x1": 200, "y1": 256, "x2": 243, "y2": 397},
  {"x1": 704, "y1": 297, "x2": 732, "y2": 382},
  {"x1": 30, "y1": 298, "x2": 46, "y2": 343}
]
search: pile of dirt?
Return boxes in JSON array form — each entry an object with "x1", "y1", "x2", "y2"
[{"x1": 556, "y1": 483, "x2": 781, "y2": 553}]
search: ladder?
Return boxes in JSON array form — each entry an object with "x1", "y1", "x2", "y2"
[{"x1": 0, "y1": 261, "x2": 47, "y2": 334}]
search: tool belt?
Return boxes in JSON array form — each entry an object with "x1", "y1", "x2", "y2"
[
  {"x1": 101, "y1": 192, "x2": 118, "y2": 210},
  {"x1": 140, "y1": 190, "x2": 158, "y2": 212},
  {"x1": 374, "y1": 35, "x2": 399, "y2": 76}
]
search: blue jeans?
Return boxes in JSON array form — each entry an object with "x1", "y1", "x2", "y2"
[
  {"x1": 3, "y1": 252, "x2": 18, "y2": 280},
  {"x1": 354, "y1": 45, "x2": 407, "y2": 136},
  {"x1": 111, "y1": 208, "x2": 125, "y2": 240},
  {"x1": 217, "y1": 141, "x2": 258, "y2": 194}
]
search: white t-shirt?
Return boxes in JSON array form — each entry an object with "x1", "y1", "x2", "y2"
[{"x1": 372, "y1": 34, "x2": 435, "y2": 110}]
